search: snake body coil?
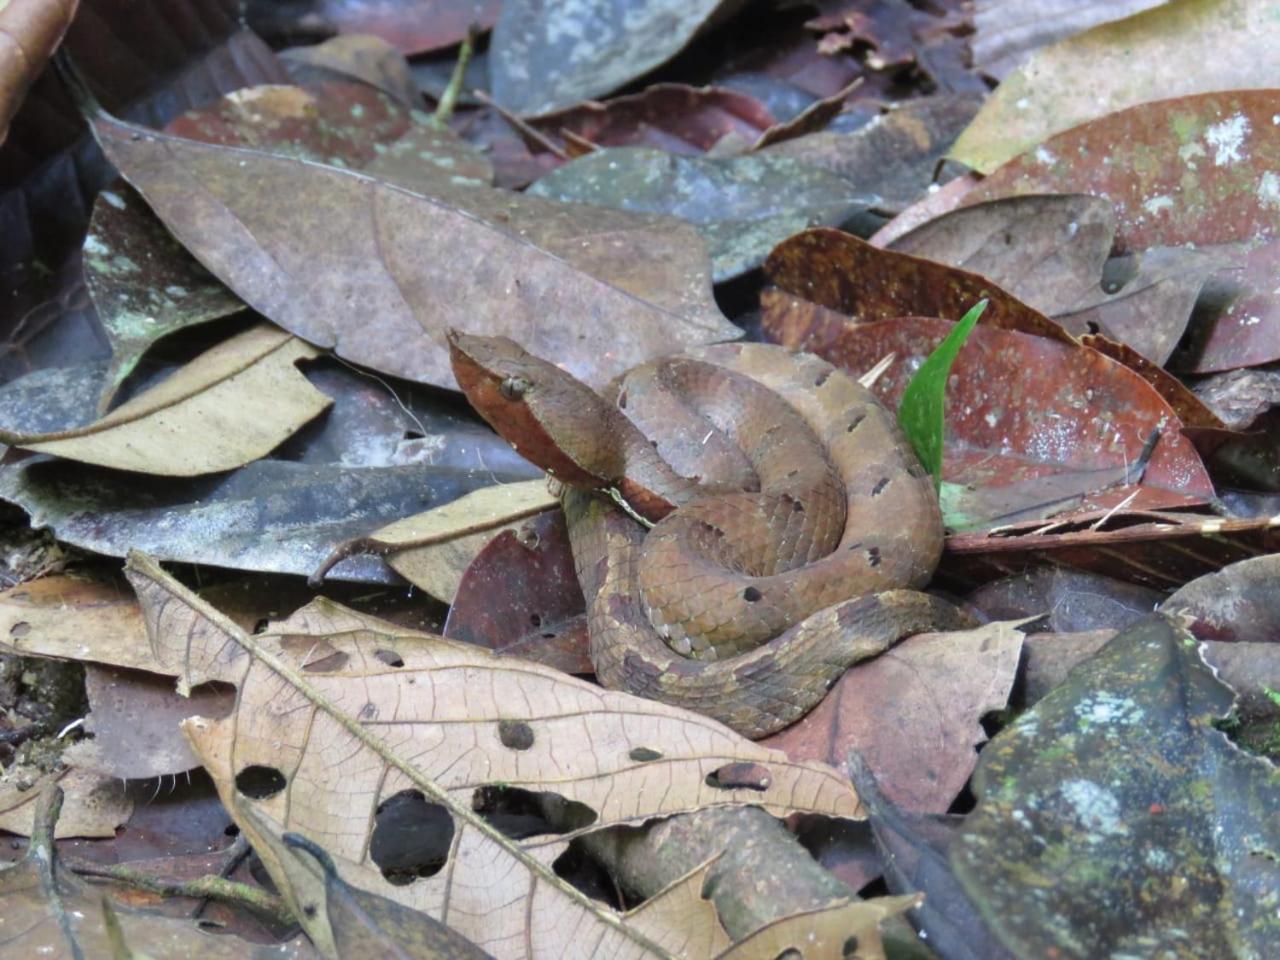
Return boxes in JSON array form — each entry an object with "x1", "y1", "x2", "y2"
[{"x1": 449, "y1": 333, "x2": 959, "y2": 738}]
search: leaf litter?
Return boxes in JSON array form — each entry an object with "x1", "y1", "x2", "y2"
[{"x1": 3, "y1": 2, "x2": 1280, "y2": 957}]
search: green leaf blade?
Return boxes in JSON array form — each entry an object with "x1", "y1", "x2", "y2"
[{"x1": 897, "y1": 298, "x2": 987, "y2": 487}]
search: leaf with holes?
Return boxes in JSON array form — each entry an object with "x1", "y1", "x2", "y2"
[{"x1": 123, "y1": 552, "x2": 862, "y2": 958}]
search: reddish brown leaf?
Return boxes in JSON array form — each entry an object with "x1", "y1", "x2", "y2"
[
  {"x1": 1079, "y1": 334, "x2": 1224, "y2": 430},
  {"x1": 766, "y1": 228, "x2": 1076, "y2": 345},
  {"x1": 763, "y1": 291, "x2": 1214, "y2": 519},
  {"x1": 944, "y1": 510, "x2": 1280, "y2": 591},
  {"x1": 965, "y1": 91, "x2": 1280, "y2": 372},
  {"x1": 525, "y1": 83, "x2": 777, "y2": 159},
  {"x1": 763, "y1": 622, "x2": 1023, "y2": 813},
  {"x1": 443, "y1": 508, "x2": 592, "y2": 674},
  {"x1": 0, "y1": 0, "x2": 78, "y2": 147},
  {"x1": 280, "y1": 33, "x2": 419, "y2": 107}
]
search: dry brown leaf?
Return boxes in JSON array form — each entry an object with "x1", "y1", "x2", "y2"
[
  {"x1": 0, "y1": 0, "x2": 78, "y2": 146},
  {"x1": 368, "y1": 479, "x2": 559, "y2": 602},
  {"x1": 718, "y1": 896, "x2": 919, "y2": 960},
  {"x1": 0, "y1": 324, "x2": 331, "y2": 475},
  {"x1": 0, "y1": 766, "x2": 131, "y2": 839},
  {"x1": 89, "y1": 108, "x2": 739, "y2": 392},
  {"x1": 123, "y1": 552, "x2": 860, "y2": 957},
  {"x1": 763, "y1": 622, "x2": 1025, "y2": 813},
  {"x1": 0, "y1": 574, "x2": 150, "y2": 670}
]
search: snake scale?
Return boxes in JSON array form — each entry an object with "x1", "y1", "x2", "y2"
[{"x1": 448, "y1": 332, "x2": 967, "y2": 739}]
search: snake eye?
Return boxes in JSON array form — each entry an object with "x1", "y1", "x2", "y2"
[{"x1": 499, "y1": 376, "x2": 530, "y2": 401}]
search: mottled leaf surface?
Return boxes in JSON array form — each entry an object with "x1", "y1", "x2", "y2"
[
  {"x1": 953, "y1": 615, "x2": 1280, "y2": 958},
  {"x1": 91, "y1": 111, "x2": 736, "y2": 391},
  {"x1": 953, "y1": 0, "x2": 1280, "y2": 173},
  {"x1": 84, "y1": 184, "x2": 245, "y2": 410},
  {"x1": 490, "y1": 0, "x2": 746, "y2": 115},
  {"x1": 530, "y1": 148, "x2": 871, "y2": 281}
]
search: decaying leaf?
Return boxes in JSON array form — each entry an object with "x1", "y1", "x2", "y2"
[
  {"x1": 63, "y1": 665, "x2": 234, "y2": 779},
  {"x1": 443, "y1": 507, "x2": 592, "y2": 674},
  {"x1": 0, "y1": 458, "x2": 524, "y2": 584},
  {"x1": 886, "y1": 194, "x2": 1115, "y2": 317},
  {"x1": 761, "y1": 94, "x2": 983, "y2": 213},
  {"x1": 952, "y1": 615, "x2": 1280, "y2": 957},
  {"x1": 0, "y1": 766, "x2": 131, "y2": 839},
  {"x1": 275, "y1": 832, "x2": 496, "y2": 959},
  {"x1": 763, "y1": 622, "x2": 1024, "y2": 813},
  {"x1": 766, "y1": 228, "x2": 1076, "y2": 344},
  {"x1": 280, "y1": 33, "x2": 421, "y2": 106},
  {"x1": 951, "y1": 0, "x2": 1280, "y2": 173},
  {"x1": 490, "y1": 0, "x2": 746, "y2": 116},
  {"x1": 311, "y1": 0, "x2": 501, "y2": 55},
  {"x1": 531, "y1": 148, "x2": 871, "y2": 281},
  {"x1": 525, "y1": 83, "x2": 778, "y2": 159},
  {"x1": 88, "y1": 107, "x2": 738, "y2": 391},
  {"x1": 84, "y1": 183, "x2": 246, "y2": 411},
  {"x1": 763, "y1": 291, "x2": 1214, "y2": 519},
  {"x1": 0, "y1": 324, "x2": 330, "y2": 475},
  {"x1": 971, "y1": 0, "x2": 1170, "y2": 78},
  {"x1": 337, "y1": 478, "x2": 559, "y2": 603},
  {"x1": 0, "y1": 786, "x2": 317, "y2": 958},
  {"x1": 123, "y1": 552, "x2": 862, "y2": 956}
]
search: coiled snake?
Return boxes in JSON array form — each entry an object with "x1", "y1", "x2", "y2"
[{"x1": 449, "y1": 332, "x2": 966, "y2": 739}]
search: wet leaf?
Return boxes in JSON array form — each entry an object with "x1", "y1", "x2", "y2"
[
  {"x1": 971, "y1": 0, "x2": 1170, "y2": 78},
  {"x1": 0, "y1": 325, "x2": 331, "y2": 476},
  {"x1": 0, "y1": 786, "x2": 317, "y2": 959},
  {"x1": 530, "y1": 148, "x2": 872, "y2": 282},
  {"x1": 490, "y1": 0, "x2": 743, "y2": 116},
  {"x1": 964, "y1": 90, "x2": 1280, "y2": 372},
  {"x1": 0, "y1": 459, "x2": 528, "y2": 584},
  {"x1": 953, "y1": 0, "x2": 1280, "y2": 174},
  {"x1": 0, "y1": 0, "x2": 78, "y2": 146},
  {"x1": 850, "y1": 756, "x2": 1017, "y2": 960},
  {"x1": 443, "y1": 508, "x2": 592, "y2": 674},
  {"x1": 898, "y1": 298, "x2": 984, "y2": 484},
  {"x1": 309, "y1": 0, "x2": 500, "y2": 55},
  {"x1": 84, "y1": 184, "x2": 245, "y2": 412},
  {"x1": 89, "y1": 108, "x2": 737, "y2": 391},
  {"x1": 280, "y1": 33, "x2": 420, "y2": 107},
  {"x1": 763, "y1": 622, "x2": 1023, "y2": 813},
  {"x1": 766, "y1": 228, "x2": 1077, "y2": 345},
  {"x1": 123, "y1": 553, "x2": 861, "y2": 955},
  {"x1": 952, "y1": 615, "x2": 1280, "y2": 957},
  {"x1": 763, "y1": 291, "x2": 1214, "y2": 521},
  {"x1": 353, "y1": 479, "x2": 559, "y2": 603},
  {"x1": 761, "y1": 94, "x2": 983, "y2": 213}
]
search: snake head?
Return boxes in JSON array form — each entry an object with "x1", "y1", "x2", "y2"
[{"x1": 447, "y1": 330, "x2": 626, "y2": 488}]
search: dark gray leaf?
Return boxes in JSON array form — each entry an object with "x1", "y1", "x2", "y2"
[{"x1": 528, "y1": 147, "x2": 871, "y2": 281}]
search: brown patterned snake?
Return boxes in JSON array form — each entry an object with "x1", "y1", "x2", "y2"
[{"x1": 448, "y1": 332, "x2": 968, "y2": 738}]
